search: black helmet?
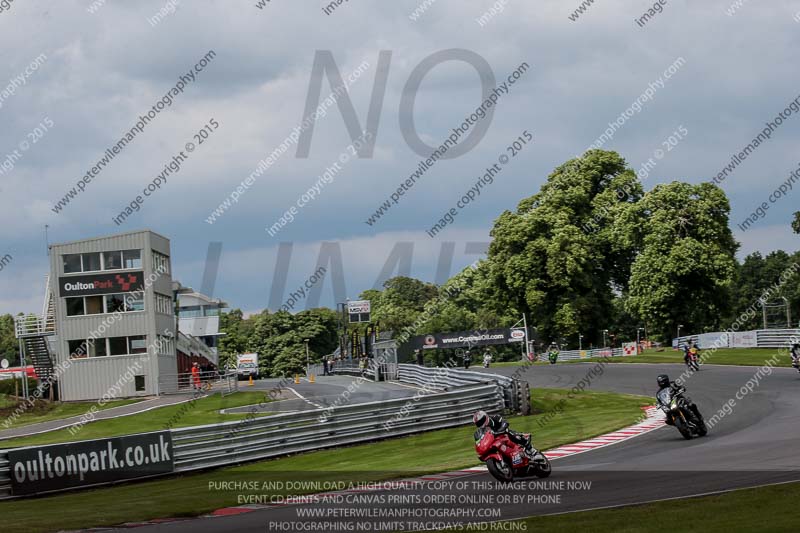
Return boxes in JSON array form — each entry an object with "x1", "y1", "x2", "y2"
[
  {"x1": 657, "y1": 374, "x2": 670, "y2": 388},
  {"x1": 473, "y1": 410, "x2": 489, "y2": 428}
]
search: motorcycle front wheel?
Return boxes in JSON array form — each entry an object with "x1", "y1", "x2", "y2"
[
  {"x1": 674, "y1": 415, "x2": 693, "y2": 440},
  {"x1": 533, "y1": 454, "x2": 552, "y2": 478},
  {"x1": 486, "y1": 458, "x2": 514, "y2": 483}
]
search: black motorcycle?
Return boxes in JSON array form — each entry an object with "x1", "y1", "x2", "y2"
[{"x1": 656, "y1": 386, "x2": 707, "y2": 440}]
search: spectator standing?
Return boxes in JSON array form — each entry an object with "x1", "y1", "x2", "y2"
[{"x1": 191, "y1": 362, "x2": 202, "y2": 391}]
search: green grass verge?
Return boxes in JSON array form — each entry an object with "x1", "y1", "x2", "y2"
[
  {"x1": 0, "y1": 388, "x2": 651, "y2": 533},
  {"x1": 0, "y1": 394, "x2": 140, "y2": 430},
  {"x1": 0, "y1": 391, "x2": 273, "y2": 448},
  {"x1": 507, "y1": 480, "x2": 800, "y2": 533},
  {"x1": 490, "y1": 347, "x2": 794, "y2": 368}
]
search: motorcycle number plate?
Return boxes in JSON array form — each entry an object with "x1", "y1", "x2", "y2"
[{"x1": 512, "y1": 453, "x2": 523, "y2": 465}]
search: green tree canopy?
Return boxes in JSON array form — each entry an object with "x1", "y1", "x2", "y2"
[
  {"x1": 486, "y1": 150, "x2": 642, "y2": 344},
  {"x1": 624, "y1": 181, "x2": 738, "y2": 339}
]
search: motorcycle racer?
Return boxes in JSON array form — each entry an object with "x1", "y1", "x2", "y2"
[
  {"x1": 656, "y1": 374, "x2": 701, "y2": 425},
  {"x1": 473, "y1": 410, "x2": 536, "y2": 458}
]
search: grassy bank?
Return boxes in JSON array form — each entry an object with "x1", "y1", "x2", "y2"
[
  {"x1": 491, "y1": 347, "x2": 793, "y2": 368},
  {"x1": 0, "y1": 388, "x2": 651, "y2": 533},
  {"x1": 0, "y1": 394, "x2": 139, "y2": 430},
  {"x1": 0, "y1": 391, "x2": 273, "y2": 448},
  {"x1": 509, "y1": 480, "x2": 800, "y2": 533}
]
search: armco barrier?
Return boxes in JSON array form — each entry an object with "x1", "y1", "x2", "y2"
[
  {"x1": 547, "y1": 347, "x2": 624, "y2": 361},
  {"x1": 0, "y1": 383, "x2": 504, "y2": 498},
  {"x1": 396, "y1": 364, "x2": 520, "y2": 413},
  {"x1": 674, "y1": 329, "x2": 800, "y2": 350},
  {"x1": 170, "y1": 383, "x2": 504, "y2": 472}
]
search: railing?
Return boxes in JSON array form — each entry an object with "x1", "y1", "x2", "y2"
[
  {"x1": 673, "y1": 329, "x2": 800, "y2": 349},
  {"x1": 396, "y1": 364, "x2": 523, "y2": 413},
  {"x1": 170, "y1": 383, "x2": 504, "y2": 472},
  {"x1": 157, "y1": 371, "x2": 238, "y2": 396},
  {"x1": 176, "y1": 332, "x2": 217, "y2": 366},
  {"x1": 13, "y1": 313, "x2": 55, "y2": 339},
  {"x1": 544, "y1": 347, "x2": 624, "y2": 361}
]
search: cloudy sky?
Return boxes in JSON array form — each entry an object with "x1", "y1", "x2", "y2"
[{"x1": 1, "y1": 0, "x2": 799, "y2": 315}]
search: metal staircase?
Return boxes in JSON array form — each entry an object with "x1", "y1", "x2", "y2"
[
  {"x1": 14, "y1": 275, "x2": 57, "y2": 383},
  {"x1": 21, "y1": 336, "x2": 54, "y2": 381}
]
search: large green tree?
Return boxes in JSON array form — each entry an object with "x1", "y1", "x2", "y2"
[
  {"x1": 217, "y1": 307, "x2": 338, "y2": 377},
  {"x1": 624, "y1": 181, "x2": 738, "y2": 340},
  {"x1": 0, "y1": 314, "x2": 20, "y2": 364},
  {"x1": 727, "y1": 250, "x2": 800, "y2": 329},
  {"x1": 360, "y1": 276, "x2": 438, "y2": 334},
  {"x1": 486, "y1": 150, "x2": 642, "y2": 344}
]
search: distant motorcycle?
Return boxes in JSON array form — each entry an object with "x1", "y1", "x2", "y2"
[
  {"x1": 656, "y1": 386, "x2": 707, "y2": 440},
  {"x1": 686, "y1": 350, "x2": 700, "y2": 372},
  {"x1": 483, "y1": 354, "x2": 492, "y2": 368},
  {"x1": 548, "y1": 350, "x2": 559, "y2": 365},
  {"x1": 474, "y1": 427, "x2": 551, "y2": 482}
]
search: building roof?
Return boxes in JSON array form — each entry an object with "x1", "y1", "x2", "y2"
[
  {"x1": 49, "y1": 229, "x2": 170, "y2": 249},
  {"x1": 174, "y1": 282, "x2": 229, "y2": 308}
]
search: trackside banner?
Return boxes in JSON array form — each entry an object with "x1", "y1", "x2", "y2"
[
  {"x1": 8, "y1": 431, "x2": 174, "y2": 495},
  {"x1": 411, "y1": 328, "x2": 529, "y2": 350}
]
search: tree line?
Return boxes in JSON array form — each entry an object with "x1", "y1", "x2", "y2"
[{"x1": 1, "y1": 150, "x2": 798, "y2": 375}]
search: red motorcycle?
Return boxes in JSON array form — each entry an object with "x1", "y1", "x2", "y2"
[{"x1": 474, "y1": 428, "x2": 551, "y2": 482}]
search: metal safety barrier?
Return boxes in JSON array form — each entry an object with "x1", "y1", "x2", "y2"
[
  {"x1": 674, "y1": 329, "x2": 800, "y2": 349},
  {"x1": 0, "y1": 381, "x2": 505, "y2": 498},
  {"x1": 396, "y1": 364, "x2": 521, "y2": 413},
  {"x1": 170, "y1": 383, "x2": 504, "y2": 472}
]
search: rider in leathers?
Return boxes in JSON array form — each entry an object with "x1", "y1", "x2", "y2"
[
  {"x1": 657, "y1": 374, "x2": 701, "y2": 425},
  {"x1": 473, "y1": 410, "x2": 536, "y2": 458},
  {"x1": 790, "y1": 343, "x2": 800, "y2": 370}
]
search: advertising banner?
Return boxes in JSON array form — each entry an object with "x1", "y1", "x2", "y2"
[
  {"x1": 58, "y1": 271, "x2": 145, "y2": 297},
  {"x1": 347, "y1": 300, "x2": 371, "y2": 323},
  {"x1": 623, "y1": 342, "x2": 638, "y2": 356},
  {"x1": 8, "y1": 431, "x2": 174, "y2": 496},
  {"x1": 731, "y1": 331, "x2": 758, "y2": 348},
  {"x1": 698, "y1": 332, "x2": 730, "y2": 349},
  {"x1": 411, "y1": 328, "x2": 528, "y2": 350}
]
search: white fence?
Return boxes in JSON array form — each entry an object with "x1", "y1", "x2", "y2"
[
  {"x1": 673, "y1": 329, "x2": 800, "y2": 349},
  {"x1": 541, "y1": 347, "x2": 626, "y2": 361}
]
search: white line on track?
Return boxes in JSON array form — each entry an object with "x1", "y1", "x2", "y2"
[{"x1": 287, "y1": 387, "x2": 325, "y2": 409}]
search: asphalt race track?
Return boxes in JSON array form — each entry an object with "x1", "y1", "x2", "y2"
[
  {"x1": 224, "y1": 376, "x2": 422, "y2": 413},
  {"x1": 112, "y1": 362, "x2": 800, "y2": 532}
]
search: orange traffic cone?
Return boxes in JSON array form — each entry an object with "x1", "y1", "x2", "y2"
[
  {"x1": 309, "y1": 374, "x2": 315, "y2": 383},
  {"x1": 294, "y1": 374, "x2": 300, "y2": 384},
  {"x1": 248, "y1": 375, "x2": 254, "y2": 386}
]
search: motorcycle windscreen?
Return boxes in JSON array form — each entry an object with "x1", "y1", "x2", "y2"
[{"x1": 657, "y1": 388, "x2": 673, "y2": 407}]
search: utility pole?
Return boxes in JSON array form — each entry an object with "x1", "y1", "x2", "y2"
[
  {"x1": 522, "y1": 314, "x2": 529, "y2": 361},
  {"x1": 304, "y1": 338, "x2": 310, "y2": 376}
]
